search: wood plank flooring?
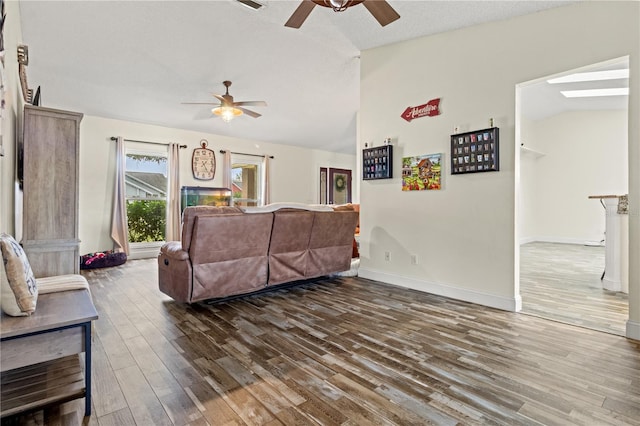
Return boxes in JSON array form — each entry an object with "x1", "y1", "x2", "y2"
[
  {"x1": 520, "y1": 242, "x2": 629, "y2": 336},
  {"x1": 2, "y1": 258, "x2": 639, "y2": 425}
]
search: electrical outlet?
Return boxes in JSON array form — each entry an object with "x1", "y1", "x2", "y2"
[
  {"x1": 411, "y1": 254, "x2": 418, "y2": 265},
  {"x1": 384, "y1": 251, "x2": 390, "y2": 261}
]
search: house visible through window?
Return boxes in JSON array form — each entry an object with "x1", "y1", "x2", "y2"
[
  {"x1": 124, "y1": 151, "x2": 168, "y2": 243},
  {"x1": 231, "y1": 155, "x2": 264, "y2": 207}
]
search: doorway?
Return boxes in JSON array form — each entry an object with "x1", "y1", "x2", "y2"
[
  {"x1": 319, "y1": 167, "x2": 352, "y2": 205},
  {"x1": 516, "y1": 57, "x2": 629, "y2": 335}
]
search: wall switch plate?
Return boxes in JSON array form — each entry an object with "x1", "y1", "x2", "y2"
[{"x1": 384, "y1": 251, "x2": 390, "y2": 261}]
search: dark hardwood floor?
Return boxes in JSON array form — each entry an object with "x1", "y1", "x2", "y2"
[
  {"x1": 520, "y1": 242, "x2": 629, "y2": 336},
  {"x1": 3, "y1": 258, "x2": 639, "y2": 425}
]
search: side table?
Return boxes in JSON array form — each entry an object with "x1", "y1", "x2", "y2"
[{"x1": 1, "y1": 289, "x2": 98, "y2": 418}]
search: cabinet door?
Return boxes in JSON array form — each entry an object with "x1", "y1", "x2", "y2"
[{"x1": 22, "y1": 106, "x2": 83, "y2": 277}]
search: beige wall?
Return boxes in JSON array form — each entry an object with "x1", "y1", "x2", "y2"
[
  {"x1": 78, "y1": 115, "x2": 356, "y2": 254},
  {"x1": 520, "y1": 110, "x2": 628, "y2": 244},
  {"x1": 359, "y1": 1, "x2": 640, "y2": 338}
]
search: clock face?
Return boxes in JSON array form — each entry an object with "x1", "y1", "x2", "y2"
[{"x1": 192, "y1": 148, "x2": 216, "y2": 180}]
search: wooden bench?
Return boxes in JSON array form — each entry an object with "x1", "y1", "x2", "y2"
[{"x1": 0, "y1": 289, "x2": 98, "y2": 418}]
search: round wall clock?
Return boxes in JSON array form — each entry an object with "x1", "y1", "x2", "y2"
[{"x1": 192, "y1": 139, "x2": 216, "y2": 180}]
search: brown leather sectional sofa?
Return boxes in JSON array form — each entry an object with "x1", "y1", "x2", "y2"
[{"x1": 158, "y1": 204, "x2": 358, "y2": 303}]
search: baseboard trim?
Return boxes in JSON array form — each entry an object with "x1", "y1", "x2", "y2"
[
  {"x1": 626, "y1": 320, "x2": 640, "y2": 341},
  {"x1": 358, "y1": 268, "x2": 520, "y2": 312},
  {"x1": 519, "y1": 236, "x2": 537, "y2": 245},
  {"x1": 519, "y1": 237, "x2": 601, "y2": 246}
]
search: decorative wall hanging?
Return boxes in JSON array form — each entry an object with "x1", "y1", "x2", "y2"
[
  {"x1": 17, "y1": 44, "x2": 33, "y2": 103},
  {"x1": 401, "y1": 98, "x2": 441, "y2": 122},
  {"x1": 191, "y1": 139, "x2": 216, "y2": 180},
  {"x1": 328, "y1": 168, "x2": 352, "y2": 204},
  {"x1": 451, "y1": 127, "x2": 499, "y2": 175},
  {"x1": 402, "y1": 153, "x2": 442, "y2": 191},
  {"x1": 362, "y1": 145, "x2": 393, "y2": 180}
]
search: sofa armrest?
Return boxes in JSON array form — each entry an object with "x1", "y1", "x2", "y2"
[
  {"x1": 159, "y1": 242, "x2": 193, "y2": 303},
  {"x1": 160, "y1": 241, "x2": 189, "y2": 261}
]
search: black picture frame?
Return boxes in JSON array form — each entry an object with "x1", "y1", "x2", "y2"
[
  {"x1": 362, "y1": 145, "x2": 393, "y2": 180},
  {"x1": 450, "y1": 127, "x2": 499, "y2": 175}
]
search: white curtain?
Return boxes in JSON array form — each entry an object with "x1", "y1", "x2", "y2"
[
  {"x1": 166, "y1": 143, "x2": 181, "y2": 241},
  {"x1": 262, "y1": 155, "x2": 271, "y2": 206},
  {"x1": 222, "y1": 150, "x2": 232, "y2": 204},
  {"x1": 222, "y1": 150, "x2": 232, "y2": 189},
  {"x1": 110, "y1": 137, "x2": 130, "y2": 255}
]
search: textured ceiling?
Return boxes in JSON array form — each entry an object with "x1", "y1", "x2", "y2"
[{"x1": 20, "y1": 0, "x2": 585, "y2": 154}]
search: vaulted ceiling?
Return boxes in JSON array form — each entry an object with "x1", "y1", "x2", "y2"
[{"x1": 20, "y1": 1, "x2": 588, "y2": 154}]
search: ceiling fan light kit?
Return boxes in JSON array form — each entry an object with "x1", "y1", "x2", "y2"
[
  {"x1": 285, "y1": 0, "x2": 399, "y2": 29},
  {"x1": 326, "y1": 0, "x2": 353, "y2": 12},
  {"x1": 213, "y1": 106, "x2": 243, "y2": 123}
]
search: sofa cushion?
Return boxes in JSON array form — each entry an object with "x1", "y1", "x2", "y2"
[
  {"x1": 268, "y1": 210, "x2": 315, "y2": 285},
  {"x1": 38, "y1": 274, "x2": 90, "y2": 294},
  {"x1": 0, "y1": 233, "x2": 38, "y2": 316},
  {"x1": 189, "y1": 213, "x2": 273, "y2": 300},
  {"x1": 181, "y1": 206, "x2": 243, "y2": 252},
  {"x1": 306, "y1": 211, "x2": 359, "y2": 278}
]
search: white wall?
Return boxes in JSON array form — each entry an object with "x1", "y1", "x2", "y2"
[
  {"x1": 358, "y1": 0, "x2": 640, "y2": 335},
  {"x1": 78, "y1": 115, "x2": 356, "y2": 254},
  {"x1": 520, "y1": 110, "x2": 628, "y2": 244},
  {"x1": 518, "y1": 117, "x2": 538, "y2": 244}
]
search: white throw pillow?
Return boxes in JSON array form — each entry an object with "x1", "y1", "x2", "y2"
[{"x1": 0, "y1": 233, "x2": 38, "y2": 316}]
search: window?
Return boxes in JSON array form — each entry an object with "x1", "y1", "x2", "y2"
[
  {"x1": 124, "y1": 150, "x2": 168, "y2": 243},
  {"x1": 231, "y1": 155, "x2": 264, "y2": 207}
]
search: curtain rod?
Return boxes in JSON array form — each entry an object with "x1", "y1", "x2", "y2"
[
  {"x1": 110, "y1": 136, "x2": 187, "y2": 149},
  {"x1": 220, "y1": 149, "x2": 274, "y2": 159}
]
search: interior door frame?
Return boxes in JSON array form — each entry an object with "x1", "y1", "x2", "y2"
[{"x1": 319, "y1": 167, "x2": 328, "y2": 204}]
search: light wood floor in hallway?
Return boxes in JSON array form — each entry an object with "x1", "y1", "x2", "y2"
[
  {"x1": 520, "y1": 242, "x2": 629, "y2": 336},
  {"x1": 4, "y1": 258, "x2": 639, "y2": 425}
]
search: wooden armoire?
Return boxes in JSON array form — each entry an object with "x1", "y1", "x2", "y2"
[{"x1": 21, "y1": 105, "x2": 83, "y2": 278}]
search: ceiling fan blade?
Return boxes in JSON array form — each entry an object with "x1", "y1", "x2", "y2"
[
  {"x1": 362, "y1": 0, "x2": 400, "y2": 26},
  {"x1": 213, "y1": 94, "x2": 226, "y2": 103},
  {"x1": 285, "y1": 0, "x2": 316, "y2": 28},
  {"x1": 238, "y1": 107, "x2": 262, "y2": 118},
  {"x1": 234, "y1": 101, "x2": 267, "y2": 107},
  {"x1": 181, "y1": 102, "x2": 221, "y2": 105}
]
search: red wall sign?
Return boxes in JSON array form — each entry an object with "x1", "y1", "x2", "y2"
[{"x1": 401, "y1": 98, "x2": 441, "y2": 122}]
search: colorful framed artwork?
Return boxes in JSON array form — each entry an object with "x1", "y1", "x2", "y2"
[{"x1": 402, "y1": 153, "x2": 442, "y2": 191}]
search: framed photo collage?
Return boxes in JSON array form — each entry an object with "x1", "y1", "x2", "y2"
[{"x1": 451, "y1": 127, "x2": 499, "y2": 175}]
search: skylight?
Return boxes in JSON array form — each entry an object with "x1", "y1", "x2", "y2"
[
  {"x1": 548, "y1": 69, "x2": 629, "y2": 84},
  {"x1": 560, "y1": 88, "x2": 629, "y2": 98}
]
